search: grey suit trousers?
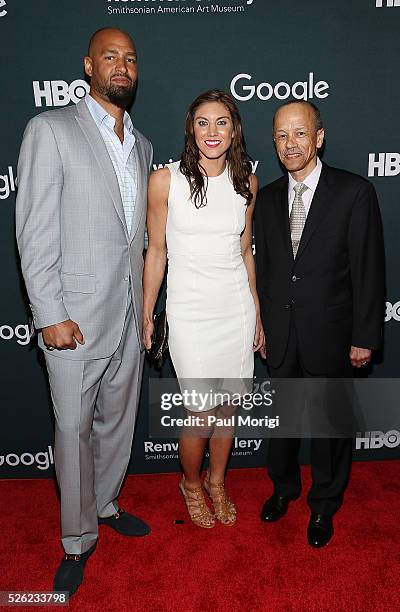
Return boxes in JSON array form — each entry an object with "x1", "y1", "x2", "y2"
[{"x1": 45, "y1": 292, "x2": 143, "y2": 555}]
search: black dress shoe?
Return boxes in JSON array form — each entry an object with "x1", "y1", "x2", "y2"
[
  {"x1": 53, "y1": 542, "x2": 96, "y2": 597},
  {"x1": 260, "y1": 493, "x2": 299, "y2": 522},
  {"x1": 307, "y1": 513, "x2": 334, "y2": 548},
  {"x1": 98, "y1": 508, "x2": 150, "y2": 536}
]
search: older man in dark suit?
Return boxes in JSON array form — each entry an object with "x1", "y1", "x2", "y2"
[{"x1": 255, "y1": 100, "x2": 384, "y2": 547}]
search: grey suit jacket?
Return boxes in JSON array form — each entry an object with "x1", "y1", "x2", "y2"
[{"x1": 16, "y1": 98, "x2": 153, "y2": 359}]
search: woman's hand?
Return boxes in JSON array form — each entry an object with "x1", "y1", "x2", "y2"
[
  {"x1": 143, "y1": 318, "x2": 154, "y2": 351},
  {"x1": 253, "y1": 314, "x2": 266, "y2": 359}
]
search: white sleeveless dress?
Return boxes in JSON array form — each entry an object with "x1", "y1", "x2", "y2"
[{"x1": 165, "y1": 161, "x2": 256, "y2": 410}]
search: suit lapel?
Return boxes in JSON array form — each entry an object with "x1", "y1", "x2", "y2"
[
  {"x1": 275, "y1": 177, "x2": 294, "y2": 261},
  {"x1": 295, "y1": 163, "x2": 332, "y2": 261},
  {"x1": 75, "y1": 100, "x2": 129, "y2": 241},
  {"x1": 129, "y1": 132, "x2": 146, "y2": 243}
]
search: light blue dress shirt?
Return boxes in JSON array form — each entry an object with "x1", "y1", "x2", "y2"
[{"x1": 85, "y1": 94, "x2": 137, "y2": 234}]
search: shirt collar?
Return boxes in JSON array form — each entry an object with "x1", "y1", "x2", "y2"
[
  {"x1": 288, "y1": 157, "x2": 322, "y2": 196},
  {"x1": 85, "y1": 93, "x2": 134, "y2": 135}
]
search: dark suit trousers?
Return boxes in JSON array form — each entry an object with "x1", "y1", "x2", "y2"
[{"x1": 268, "y1": 318, "x2": 353, "y2": 517}]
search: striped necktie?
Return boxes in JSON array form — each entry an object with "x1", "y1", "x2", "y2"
[{"x1": 290, "y1": 182, "x2": 308, "y2": 257}]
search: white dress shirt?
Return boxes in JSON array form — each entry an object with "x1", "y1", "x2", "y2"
[
  {"x1": 85, "y1": 94, "x2": 137, "y2": 234},
  {"x1": 288, "y1": 157, "x2": 322, "y2": 218}
]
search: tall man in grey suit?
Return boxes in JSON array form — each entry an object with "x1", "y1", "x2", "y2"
[{"x1": 16, "y1": 28, "x2": 153, "y2": 596}]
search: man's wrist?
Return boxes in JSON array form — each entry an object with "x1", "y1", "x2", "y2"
[{"x1": 42, "y1": 318, "x2": 71, "y2": 331}]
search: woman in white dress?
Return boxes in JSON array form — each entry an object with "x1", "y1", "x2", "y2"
[{"x1": 143, "y1": 90, "x2": 265, "y2": 528}]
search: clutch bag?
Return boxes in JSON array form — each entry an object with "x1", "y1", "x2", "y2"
[{"x1": 149, "y1": 309, "x2": 169, "y2": 368}]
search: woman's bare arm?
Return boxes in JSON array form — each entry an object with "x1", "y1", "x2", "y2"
[
  {"x1": 142, "y1": 168, "x2": 170, "y2": 349},
  {"x1": 241, "y1": 174, "x2": 266, "y2": 357}
]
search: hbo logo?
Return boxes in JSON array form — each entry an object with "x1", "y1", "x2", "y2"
[
  {"x1": 356, "y1": 430, "x2": 400, "y2": 449},
  {"x1": 0, "y1": 0, "x2": 7, "y2": 18},
  {"x1": 33, "y1": 80, "x2": 89, "y2": 108},
  {"x1": 368, "y1": 153, "x2": 400, "y2": 177},
  {"x1": 385, "y1": 301, "x2": 400, "y2": 322}
]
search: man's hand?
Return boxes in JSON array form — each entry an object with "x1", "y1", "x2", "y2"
[
  {"x1": 42, "y1": 320, "x2": 85, "y2": 351},
  {"x1": 350, "y1": 346, "x2": 371, "y2": 368}
]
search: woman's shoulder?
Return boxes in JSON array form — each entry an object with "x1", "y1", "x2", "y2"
[
  {"x1": 148, "y1": 166, "x2": 171, "y2": 194},
  {"x1": 249, "y1": 172, "x2": 259, "y2": 194},
  {"x1": 165, "y1": 159, "x2": 182, "y2": 174}
]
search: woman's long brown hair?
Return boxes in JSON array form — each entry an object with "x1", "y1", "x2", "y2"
[{"x1": 180, "y1": 89, "x2": 252, "y2": 209}]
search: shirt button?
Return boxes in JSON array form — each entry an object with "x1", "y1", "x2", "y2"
[
  {"x1": 292, "y1": 275, "x2": 297, "y2": 282},
  {"x1": 123, "y1": 276, "x2": 129, "y2": 282}
]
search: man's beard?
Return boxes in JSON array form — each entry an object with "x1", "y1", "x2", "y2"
[
  {"x1": 107, "y1": 83, "x2": 135, "y2": 108},
  {"x1": 97, "y1": 79, "x2": 136, "y2": 109}
]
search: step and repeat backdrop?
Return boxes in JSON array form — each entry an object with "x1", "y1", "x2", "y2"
[{"x1": 0, "y1": 0, "x2": 399, "y2": 478}]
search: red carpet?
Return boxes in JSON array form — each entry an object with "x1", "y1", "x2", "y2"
[{"x1": 0, "y1": 463, "x2": 399, "y2": 611}]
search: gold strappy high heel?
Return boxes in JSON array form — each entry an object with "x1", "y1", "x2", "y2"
[
  {"x1": 179, "y1": 477, "x2": 215, "y2": 529},
  {"x1": 203, "y1": 472, "x2": 237, "y2": 526}
]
